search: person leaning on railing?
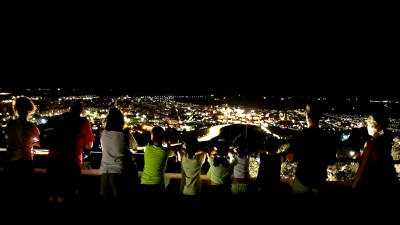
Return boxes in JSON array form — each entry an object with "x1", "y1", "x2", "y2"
[
  {"x1": 176, "y1": 136, "x2": 207, "y2": 200},
  {"x1": 140, "y1": 126, "x2": 175, "y2": 202},
  {"x1": 285, "y1": 103, "x2": 337, "y2": 198}
]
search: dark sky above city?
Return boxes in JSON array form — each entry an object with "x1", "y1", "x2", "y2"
[
  {"x1": 4, "y1": 29, "x2": 397, "y2": 100},
  {"x1": 7, "y1": 41, "x2": 396, "y2": 100},
  {"x1": 91, "y1": 73, "x2": 397, "y2": 99},
  {"x1": 5, "y1": 26, "x2": 397, "y2": 101},
  {"x1": 4, "y1": 10, "x2": 397, "y2": 102}
]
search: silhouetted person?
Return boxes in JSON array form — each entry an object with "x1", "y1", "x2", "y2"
[
  {"x1": 256, "y1": 136, "x2": 284, "y2": 200},
  {"x1": 45, "y1": 100, "x2": 94, "y2": 207},
  {"x1": 351, "y1": 112, "x2": 398, "y2": 204},
  {"x1": 286, "y1": 104, "x2": 336, "y2": 201}
]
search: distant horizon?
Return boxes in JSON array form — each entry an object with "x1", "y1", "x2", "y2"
[
  {"x1": 0, "y1": 87, "x2": 398, "y2": 100},
  {"x1": 1, "y1": 87, "x2": 399, "y2": 119}
]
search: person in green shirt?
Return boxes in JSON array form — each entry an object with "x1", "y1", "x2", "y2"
[
  {"x1": 177, "y1": 136, "x2": 206, "y2": 200},
  {"x1": 207, "y1": 139, "x2": 235, "y2": 200},
  {"x1": 140, "y1": 126, "x2": 175, "y2": 201}
]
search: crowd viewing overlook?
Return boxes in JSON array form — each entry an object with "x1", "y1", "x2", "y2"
[{"x1": 0, "y1": 88, "x2": 399, "y2": 217}]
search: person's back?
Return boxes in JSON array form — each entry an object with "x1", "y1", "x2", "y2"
[
  {"x1": 45, "y1": 113, "x2": 85, "y2": 156},
  {"x1": 140, "y1": 126, "x2": 175, "y2": 202},
  {"x1": 256, "y1": 136, "x2": 282, "y2": 199},
  {"x1": 5, "y1": 97, "x2": 40, "y2": 162},
  {"x1": 292, "y1": 128, "x2": 331, "y2": 189},
  {"x1": 141, "y1": 145, "x2": 174, "y2": 184},
  {"x1": 5, "y1": 118, "x2": 39, "y2": 161},
  {"x1": 207, "y1": 139, "x2": 234, "y2": 199},
  {"x1": 100, "y1": 129, "x2": 126, "y2": 172},
  {"x1": 231, "y1": 135, "x2": 251, "y2": 198},
  {"x1": 352, "y1": 113, "x2": 398, "y2": 203},
  {"x1": 363, "y1": 134, "x2": 397, "y2": 189},
  {"x1": 99, "y1": 107, "x2": 139, "y2": 205},
  {"x1": 178, "y1": 136, "x2": 206, "y2": 197},
  {"x1": 3, "y1": 97, "x2": 40, "y2": 206},
  {"x1": 46, "y1": 100, "x2": 94, "y2": 206},
  {"x1": 286, "y1": 104, "x2": 336, "y2": 197}
]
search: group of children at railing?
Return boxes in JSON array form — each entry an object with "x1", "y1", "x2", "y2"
[{"x1": 1, "y1": 96, "x2": 398, "y2": 209}]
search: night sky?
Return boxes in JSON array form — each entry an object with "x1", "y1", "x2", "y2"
[{"x1": 4, "y1": 44, "x2": 397, "y2": 100}]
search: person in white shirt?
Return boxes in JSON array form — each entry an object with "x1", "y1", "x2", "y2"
[{"x1": 99, "y1": 107, "x2": 138, "y2": 204}]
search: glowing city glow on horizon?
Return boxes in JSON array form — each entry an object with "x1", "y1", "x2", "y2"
[{"x1": 198, "y1": 124, "x2": 229, "y2": 142}]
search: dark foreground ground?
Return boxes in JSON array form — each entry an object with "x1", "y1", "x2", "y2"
[{"x1": 0, "y1": 169, "x2": 398, "y2": 223}]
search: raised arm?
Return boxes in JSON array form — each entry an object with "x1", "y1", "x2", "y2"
[{"x1": 351, "y1": 141, "x2": 373, "y2": 189}]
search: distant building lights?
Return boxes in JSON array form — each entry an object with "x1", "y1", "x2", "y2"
[{"x1": 341, "y1": 133, "x2": 350, "y2": 141}]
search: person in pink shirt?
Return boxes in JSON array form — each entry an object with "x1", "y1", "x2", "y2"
[{"x1": 4, "y1": 97, "x2": 40, "y2": 205}]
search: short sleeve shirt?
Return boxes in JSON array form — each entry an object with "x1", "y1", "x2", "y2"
[{"x1": 141, "y1": 144, "x2": 175, "y2": 185}]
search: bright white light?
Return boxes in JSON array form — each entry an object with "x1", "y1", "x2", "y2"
[
  {"x1": 228, "y1": 152, "x2": 234, "y2": 163},
  {"x1": 349, "y1": 151, "x2": 355, "y2": 156},
  {"x1": 341, "y1": 133, "x2": 350, "y2": 141}
]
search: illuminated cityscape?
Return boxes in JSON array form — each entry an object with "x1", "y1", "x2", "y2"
[
  {"x1": 1, "y1": 88, "x2": 399, "y2": 164},
  {"x1": 0, "y1": 87, "x2": 399, "y2": 214}
]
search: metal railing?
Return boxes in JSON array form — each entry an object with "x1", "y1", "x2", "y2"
[{"x1": 1, "y1": 147, "x2": 399, "y2": 163}]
